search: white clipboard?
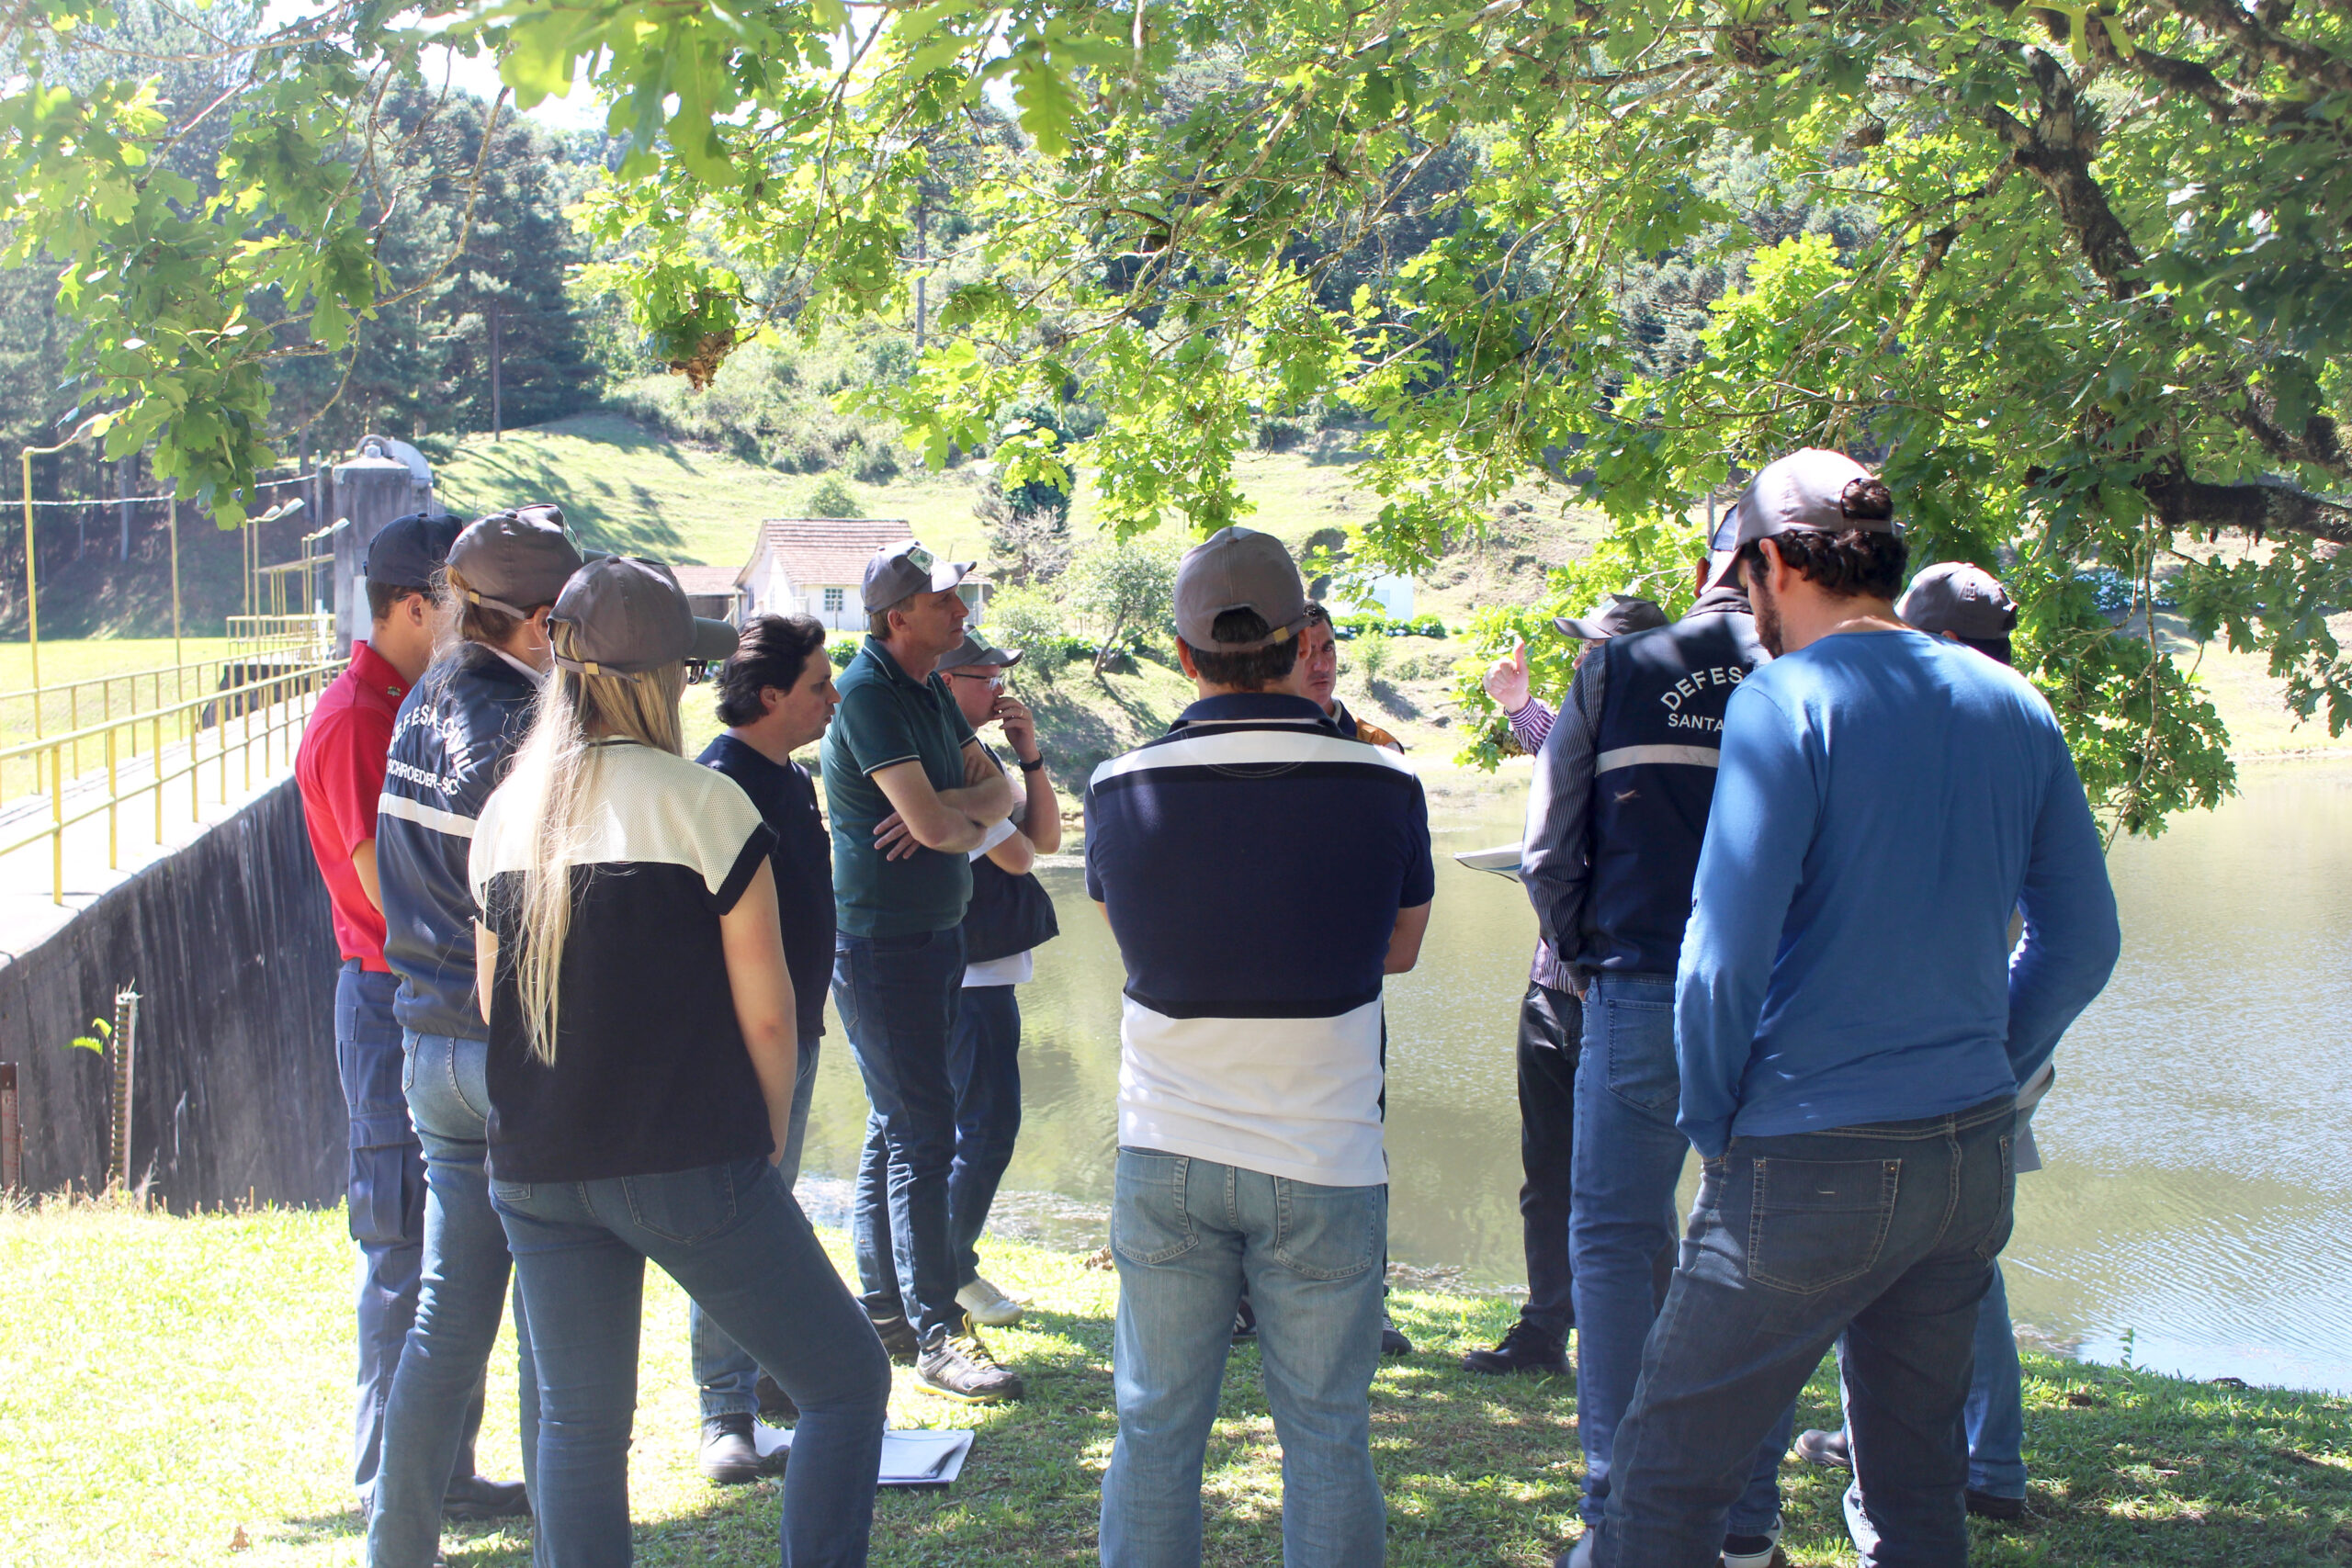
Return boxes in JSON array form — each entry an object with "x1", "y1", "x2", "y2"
[{"x1": 752, "y1": 1424, "x2": 975, "y2": 1488}]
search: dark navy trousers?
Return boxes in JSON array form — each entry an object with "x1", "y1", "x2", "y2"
[{"x1": 335, "y1": 961, "x2": 481, "y2": 1499}]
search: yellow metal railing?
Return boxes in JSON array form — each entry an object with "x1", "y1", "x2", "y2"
[
  {"x1": 0, "y1": 651, "x2": 345, "y2": 904},
  {"x1": 0, "y1": 615, "x2": 334, "y2": 804}
]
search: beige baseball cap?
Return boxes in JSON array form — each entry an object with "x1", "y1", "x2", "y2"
[
  {"x1": 1173, "y1": 527, "x2": 1307, "y2": 651},
  {"x1": 1705, "y1": 449, "x2": 1897, "y2": 589}
]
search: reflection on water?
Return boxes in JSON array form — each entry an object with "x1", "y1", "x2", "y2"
[{"x1": 798, "y1": 762, "x2": 2352, "y2": 1394}]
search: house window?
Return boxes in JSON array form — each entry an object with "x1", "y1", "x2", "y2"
[{"x1": 823, "y1": 587, "x2": 844, "y2": 615}]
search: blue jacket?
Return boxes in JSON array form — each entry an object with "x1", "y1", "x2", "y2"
[
  {"x1": 378, "y1": 644, "x2": 541, "y2": 1039},
  {"x1": 1522, "y1": 589, "x2": 1767, "y2": 978}
]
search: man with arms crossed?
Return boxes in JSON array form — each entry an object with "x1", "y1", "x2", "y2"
[
  {"x1": 1087, "y1": 526, "x2": 1433, "y2": 1568},
  {"x1": 296, "y1": 512, "x2": 523, "y2": 1518},
  {"x1": 692, "y1": 612, "x2": 844, "y2": 1477},
  {"x1": 1572, "y1": 451, "x2": 2120, "y2": 1568},
  {"x1": 824, "y1": 541, "x2": 1023, "y2": 1403}
]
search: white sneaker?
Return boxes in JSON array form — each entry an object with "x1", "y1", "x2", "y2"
[
  {"x1": 1720, "y1": 1516, "x2": 1783, "y2": 1568},
  {"x1": 955, "y1": 1275, "x2": 1024, "y2": 1327},
  {"x1": 1553, "y1": 1534, "x2": 1593, "y2": 1568}
]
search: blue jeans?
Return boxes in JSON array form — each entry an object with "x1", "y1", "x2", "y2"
[
  {"x1": 492, "y1": 1158, "x2": 892, "y2": 1568},
  {"x1": 1591, "y1": 1096, "x2": 2018, "y2": 1568},
  {"x1": 691, "y1": 1036, "x2": 820, "y2": 1419},
  {"x1": 1569, "y1": 975, "x2": 1783, "y2": 1534},
  {"x1": 1962, "y1": 1261, "x2": 2026, "y2": 1498},
  {"x1": 947, "y1": 983, "x2": 1023, "y2": 1284},
  {"x1": 1100, "y1": 1148, "x2": 1386, "y2": 1568},
  {"x1": 335, "y1": 963, "x2": 469, "y2": 1498},
  {"x1": 834, "y1": 927, "x2": 967, "y2": 1341},
  {"x1": 370, "y1": 1032, "x2": 539, "y2": 1568},
  {"x1": 1829, "y1": 1257, "x2": 2025, "y2": 1512}
]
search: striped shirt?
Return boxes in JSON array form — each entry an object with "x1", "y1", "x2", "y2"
[{"x1": 1084, "y1": 694, "x2": 1434, "y2": 1187}]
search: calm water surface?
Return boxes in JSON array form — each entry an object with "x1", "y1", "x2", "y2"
[{"x1": 799, "y1": 761, "x2": 2352, "y2": 1394}]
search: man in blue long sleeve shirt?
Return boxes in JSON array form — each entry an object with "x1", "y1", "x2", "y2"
[{"x1": 1576, "y1": 451, "x2": 2120, "y2": 1568}]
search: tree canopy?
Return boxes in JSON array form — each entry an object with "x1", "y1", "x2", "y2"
[{"x1": 6, "y1": 0, "x2": 2349, "y2": 830}]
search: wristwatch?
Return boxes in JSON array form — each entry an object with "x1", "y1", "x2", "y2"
[{"x1": 1017, "y1": 754, "x2": 1046, "y2": 773}]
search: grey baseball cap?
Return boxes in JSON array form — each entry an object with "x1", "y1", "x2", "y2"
[
  {"x1": 364, "y1": 512, "x2": 464, "y2": 590},
  {"x1": 1895, "y1": 561, "x2": 2017, "y2": 641},
  {"x1": 448, "y1": 503, "x2": 582, "y2": 617},
  {"x1": 548, "y1": 557, "x2": 738, "y2": 677},
  {"x1": 1555, "y1": 592, "x2": 1668, "y2": 641},
  {"x1": 1704, "y1": 449, "x2": 1897, "y2": 589},
  {"x1": 1174, "y1": 526, "x2": 1306, "y2": 651},
  {"x1": 862, "y1": 540, "x2": 973, "y2": 612},
  {"x1": 936, "y1": 633, "x2": 1023, "y2": 671}
]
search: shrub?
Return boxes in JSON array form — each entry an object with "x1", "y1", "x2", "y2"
[
  {"x1": 829, "y1": 639, "x2": 857, "y2": 667},
  {"x1": 807, "y1": 477, "x2": 860, "y2": 517},
  {"x1": 1359, "y1": 631, "x2": 1392, "y2": 680},
  {"x1": 1066, "y1": 538, "x2": 1180, "y2": 676},
  {"x1": 987, "y1": 584, "x2": 1069, "y2": 673}
]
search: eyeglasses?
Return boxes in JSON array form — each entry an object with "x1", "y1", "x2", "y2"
[{"x1": 949, "y1": 672, "x2": 1006, "y2": 692}]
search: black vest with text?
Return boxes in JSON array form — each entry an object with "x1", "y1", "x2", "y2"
[{"x1": 1580, "y1": 591, "x2": 1769, "y2": 976}]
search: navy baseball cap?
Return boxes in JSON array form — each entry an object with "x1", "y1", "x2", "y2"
[{"x1": 365, "y1": 513, "x2": 464, "y2": 590}]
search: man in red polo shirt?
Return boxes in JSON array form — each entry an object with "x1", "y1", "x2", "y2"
[{"x1": 297, "y1": 513, "x2": 524, "y2": 1520}]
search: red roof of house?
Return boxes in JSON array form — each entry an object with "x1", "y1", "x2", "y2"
[
  {"x1": 673, "y1": 565, "x2": 741, "y2": 597},
  {"x1": 739, "y1": 518, "x2": 916, "y2": 590}
]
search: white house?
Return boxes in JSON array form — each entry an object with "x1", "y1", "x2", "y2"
[{"x1": 737, "y1": 518, "x2": 989, "y2": 631}]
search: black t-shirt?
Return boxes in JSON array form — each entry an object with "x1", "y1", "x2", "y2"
[
  {"x1": 697, "y1": 733, "x2": 832, "y2": 1044},
  {"x1": 469, "y1": 740, "x2": 778, "y2": 1184}
]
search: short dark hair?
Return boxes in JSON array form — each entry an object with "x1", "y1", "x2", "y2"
[
  {"x1": 367, "y1": 577, "x2": 430, "y2": 625},
  {"x1": 715, "y1": 614, "x2": 828, "y2": 726},
  {"x1": 1180, "y1": 607, "x2": 1300, "y2": 690},
  {"x1": 1739, "y1": 527, "x2": 1909, "y2": 601},
  {"x1": 1303, "y1": 601, "x2": 1333, "y2": 628}
]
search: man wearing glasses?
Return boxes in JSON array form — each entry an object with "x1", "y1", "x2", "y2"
[{"x1": 884, "y1": 635, "x2": 1065, "y2": 1330}]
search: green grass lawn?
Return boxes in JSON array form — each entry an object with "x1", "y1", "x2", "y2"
[{"x1": 4, "y1": 1197, "x2": 2346, "y2": 1566}]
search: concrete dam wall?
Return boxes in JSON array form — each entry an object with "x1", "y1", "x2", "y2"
[{"x1": 1, "y1": 778, "x2": 345, "y2": 1208}]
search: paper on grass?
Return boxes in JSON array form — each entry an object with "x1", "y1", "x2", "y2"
[
  {"x1": 1453, "y1": 841, "x2": 1524, "y2": 881},
  {"x1": 752, "y1": 1424, "x2": 974, "y2": 1487}
]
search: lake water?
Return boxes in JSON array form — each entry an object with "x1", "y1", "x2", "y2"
[{"x1": 797, "y1": 761, "x2": 2352, "y2": 1395}]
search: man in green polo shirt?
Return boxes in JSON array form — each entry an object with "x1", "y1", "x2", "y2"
[{"x1": 824, "y1": 540, "x2": 1024, "y2": 1404}]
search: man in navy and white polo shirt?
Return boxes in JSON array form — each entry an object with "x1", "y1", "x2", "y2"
[{"x1": 1086, "y1": 526, "x2": 1434, "y2": 1568}]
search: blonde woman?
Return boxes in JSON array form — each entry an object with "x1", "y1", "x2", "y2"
[{"x1": 469, "y1": 558, "x2": 889, "y2": 1567}]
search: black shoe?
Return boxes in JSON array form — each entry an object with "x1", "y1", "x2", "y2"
[
  {"x1": 916, "y1": 1326, "x2": 1026, "y2": 1403},
  {"x1": 754, "y1": 1371, "x2": 800, "y2": 1426},
  {"x1": 869, "y1": 1310, "x2": 922, "y2": 1364},
  {"x1": 1966, "y1": 1488, "x2": 2025, "y2": 1521},
  {"x1": 1231, "y1": 1295, "x2": 1258, "y2": 1342},
  {"x1": 441, "y1": 1473, "x2": 531, "y2": 1520},
  {"x1": 1792, "y1": 1427, "x2": 1851, "y2": 1470},
  {"x1": 1460, "y1": 1318, "x2": 1567, "y2": 1376},
  {"x1": 1380, "y1": 1315, "x2": 1414, "y2": 1357},
  {"x1": 699, "y1": 1414, "x2": 763, "y2": 1484}
]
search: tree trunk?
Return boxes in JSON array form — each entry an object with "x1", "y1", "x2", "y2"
[
  {"x1": 489, "y1": 300, "x2": 503, "y2": 441},
  {"x1": 1092, "y1": 610, "x2": 1125, "y2": 677},
  {"x1": 119, "y1": 458, "x2": 130, "y2": 561}
]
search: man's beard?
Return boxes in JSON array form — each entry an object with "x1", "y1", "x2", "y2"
[{"x1": 1749, "y1": 572, "x2": 1785, "y2": 657}]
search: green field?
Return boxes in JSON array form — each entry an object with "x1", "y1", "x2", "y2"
[{"x1": 2, "y1": 1196, "x2": 2346, "y2": 1567}]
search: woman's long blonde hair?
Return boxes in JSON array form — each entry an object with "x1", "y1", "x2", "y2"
[{"x1": 498, "y1": 620, "x2": 686, "y2": 1065}]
